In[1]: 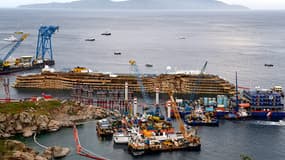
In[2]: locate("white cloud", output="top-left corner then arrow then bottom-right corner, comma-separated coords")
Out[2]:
220,0 -> 285,9
0,0 -> 74,8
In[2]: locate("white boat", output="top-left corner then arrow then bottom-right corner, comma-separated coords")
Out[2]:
42,65 -> 55,73
113,127 -> 139,144
113,131 -> 131,144
3,35 -> 18,42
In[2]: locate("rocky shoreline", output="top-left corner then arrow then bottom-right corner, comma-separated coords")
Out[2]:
0,101 -> 113,138
1,139 -> 71,160
0,100 -> 119,160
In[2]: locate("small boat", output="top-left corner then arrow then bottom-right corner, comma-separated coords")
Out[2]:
71,66 -> 92,73
85,38 -> 95,41
113,128 -> 137,144
101,32 -> 111,36
184,111 -> 219,127
178,36 -> 186,40
113,131 -> 130,144
264,64 -> 274,67
145,64 -> 153,67
96,119 -> 114,137
114,52 -> 121,55
14,31 -> 24,34
3,35 -> 18,42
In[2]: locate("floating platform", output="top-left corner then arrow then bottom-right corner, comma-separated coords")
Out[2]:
185,119 -> 219,127
0,60 -> 54,75
14,72 -> 235,96
96,119 -> 113,137
128,135 -> 201,156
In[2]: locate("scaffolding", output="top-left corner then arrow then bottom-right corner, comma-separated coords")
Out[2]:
1,78 -> 10,102
72,84 -> 93,106
71,83 -> 134,114
94,87 -> 134,115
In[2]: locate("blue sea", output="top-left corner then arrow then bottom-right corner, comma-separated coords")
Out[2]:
1,9 -> 285,160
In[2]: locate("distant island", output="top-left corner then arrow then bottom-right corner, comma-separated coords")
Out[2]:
19,0 -> 248,10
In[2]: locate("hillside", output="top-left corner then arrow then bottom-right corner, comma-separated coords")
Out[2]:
19,0 -> 248,10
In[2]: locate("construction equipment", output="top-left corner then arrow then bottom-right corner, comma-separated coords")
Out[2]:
169,91 -> 200,143
0,33 -> 29,69
0,25 -> 59,75
200,61 -> 208,74
189,61 -> 208,101
129,60 -> 152,107
168,91 -> 186,137
129,60 -> 164,118
35,25 -> 59,62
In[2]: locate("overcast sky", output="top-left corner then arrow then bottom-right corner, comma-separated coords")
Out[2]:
1,0 -> 285,10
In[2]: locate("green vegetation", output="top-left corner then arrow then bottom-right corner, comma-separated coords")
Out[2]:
241,154 -> 253,160
0,100 -> 61,114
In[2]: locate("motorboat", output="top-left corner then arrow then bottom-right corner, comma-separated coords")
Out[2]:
3,35 -> 18,42
264,64 -> 274,67
145,64 -> 153,67
101,32 -> 111,36
114,52 -> 121,55
113,131 -> 131,144
85,38 -> 95,41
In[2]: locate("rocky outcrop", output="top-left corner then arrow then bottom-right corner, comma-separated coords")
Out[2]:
36,115 -> 49,130
47,120 -> 61,132
1,140 -> 70,160
0,113 -> 7,122
50,146 -> 71,158
0,102 -> 111,138
19,112 -> 34,124
12,151 -> 35,160
23,127 -> 34,137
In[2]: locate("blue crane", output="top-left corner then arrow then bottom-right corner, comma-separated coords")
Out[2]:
129,60 -> 152,107
35,26 -> 59,61
0,33 -> 29,68
129,60 -> 164,118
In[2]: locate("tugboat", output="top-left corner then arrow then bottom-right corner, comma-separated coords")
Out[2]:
264,64 -> 274,67
85,38 -> 95,41
96,119 -> 114,137
224,72 -> 251,120
145,64 -> 153,67
184,109 -> 219,127
71,66 -> 91,73
114,52 -> 121,55
101,32 -> 111,36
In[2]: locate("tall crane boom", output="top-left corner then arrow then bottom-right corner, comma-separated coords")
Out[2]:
200,61 -> 208,75
129,60 -> 152,106
190,61 -> 208,101
0,34 -> 29,64
36,26 -> 59,61
168,91 -> 186,137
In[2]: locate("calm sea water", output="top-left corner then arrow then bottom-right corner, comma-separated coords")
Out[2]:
1,9 -> 285,160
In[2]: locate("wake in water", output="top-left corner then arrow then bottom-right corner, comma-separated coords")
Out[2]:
251,120 -> 285,126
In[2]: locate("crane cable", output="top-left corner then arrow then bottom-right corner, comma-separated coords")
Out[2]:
0,43 -> 15,54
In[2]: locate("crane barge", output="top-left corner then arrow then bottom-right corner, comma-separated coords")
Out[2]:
127,91 -> 201,156
0,25 -> 58,75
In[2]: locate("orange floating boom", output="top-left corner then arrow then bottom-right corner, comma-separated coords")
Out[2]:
73,125 -> 107,160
